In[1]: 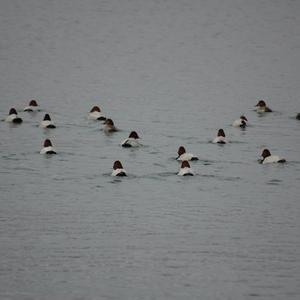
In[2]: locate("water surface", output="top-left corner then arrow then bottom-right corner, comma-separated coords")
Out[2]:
1,0 -> 300,299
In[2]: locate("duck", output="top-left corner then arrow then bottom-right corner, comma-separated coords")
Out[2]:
5,108 -> 23,123
212,129 -> 227,144
103,118 -> 118,132
255,100 -> 272,113
24,100 -> 39,112
88,106 -> 106,121
178,160 -> 194,176
176,146 -> 198,161
111,160 -> 127,176
296,113 -> 300,120
259,149 -> 286,164
232,115 -> 248,128
40,139 -> 57,154
40,114 -> 56,128
121,131 -> 141,147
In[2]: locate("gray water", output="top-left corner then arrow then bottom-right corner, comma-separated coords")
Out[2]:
1,0 -> 300,299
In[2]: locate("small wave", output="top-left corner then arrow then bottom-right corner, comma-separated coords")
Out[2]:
202,174 -> 242,181
1,154 -> 18,160
228,140 -> 248,144
266,179 -> 282,185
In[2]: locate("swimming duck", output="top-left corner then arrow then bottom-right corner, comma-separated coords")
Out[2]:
259,149 -> 286,164
232,115 -> 248,128
212,129 -> 227,144
40,139 -> 57,155
255,100 -> 272,113
111,160 -> 127,176
88,106 -> 106,121
178,160 -> 194,176
176,146 -> 198,161
24,100 -> 39,112
5,108 -> 23,123
121,131 -> 141,147
40,114 -> 56,128
103,118 -> 118,132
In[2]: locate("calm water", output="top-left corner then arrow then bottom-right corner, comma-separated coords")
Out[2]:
1,0 -> 300,299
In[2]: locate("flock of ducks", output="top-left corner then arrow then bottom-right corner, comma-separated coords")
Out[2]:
4,99 -> 298,176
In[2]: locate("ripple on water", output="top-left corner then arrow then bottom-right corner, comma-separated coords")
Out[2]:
266,179 -> 282,185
